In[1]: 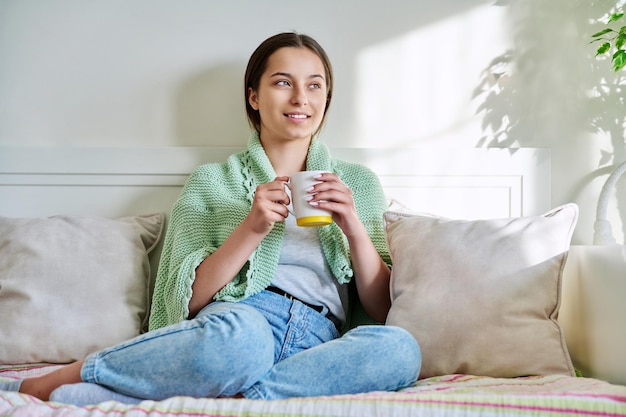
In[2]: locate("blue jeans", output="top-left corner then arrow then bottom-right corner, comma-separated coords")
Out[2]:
77,290 -> 421,401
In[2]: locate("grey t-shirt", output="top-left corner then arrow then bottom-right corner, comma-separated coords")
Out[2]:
271,213 -> 349,325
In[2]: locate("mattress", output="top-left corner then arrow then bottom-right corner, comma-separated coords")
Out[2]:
2,365 -> 626,417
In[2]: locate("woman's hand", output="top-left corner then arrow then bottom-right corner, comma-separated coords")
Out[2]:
246,176 -> 291,235
304,172 -> 361,237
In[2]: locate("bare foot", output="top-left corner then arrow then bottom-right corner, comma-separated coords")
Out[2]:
19,361 -> 84,401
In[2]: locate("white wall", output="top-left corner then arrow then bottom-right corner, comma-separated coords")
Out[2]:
0,0 -> 624,244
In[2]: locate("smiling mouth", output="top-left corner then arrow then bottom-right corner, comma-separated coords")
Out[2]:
286,113 -> 309,119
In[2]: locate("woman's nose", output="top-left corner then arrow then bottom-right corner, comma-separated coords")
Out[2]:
291,85 -> 308,106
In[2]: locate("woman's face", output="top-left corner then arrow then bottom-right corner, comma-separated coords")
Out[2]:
248,47 -> 328,145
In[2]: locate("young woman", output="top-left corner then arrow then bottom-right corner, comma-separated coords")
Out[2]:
10,32 -> 421,405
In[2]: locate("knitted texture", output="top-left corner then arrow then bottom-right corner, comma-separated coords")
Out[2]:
148,134 -> 390,331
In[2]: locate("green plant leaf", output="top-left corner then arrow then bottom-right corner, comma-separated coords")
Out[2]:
597,42 -> 611,55
617,33 -> 626,49
592,28 -> 614,37
608,12 -> 624,23
612,49 -> 626,71
589,37 -> 606,44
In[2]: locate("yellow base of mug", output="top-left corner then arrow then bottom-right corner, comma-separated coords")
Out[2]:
296,215 -> 332,227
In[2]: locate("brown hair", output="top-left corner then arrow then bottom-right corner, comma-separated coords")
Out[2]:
244,32 -> 334,136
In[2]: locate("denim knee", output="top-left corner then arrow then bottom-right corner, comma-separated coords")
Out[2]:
346,325 -> 421,388
383,325 -> 421,384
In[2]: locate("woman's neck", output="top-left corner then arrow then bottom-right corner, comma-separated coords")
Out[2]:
261,137 -> 310,176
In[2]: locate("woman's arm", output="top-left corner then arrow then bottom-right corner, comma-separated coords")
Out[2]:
344,224 -> 391,322
187,176 -> 291,317
188,218 -> 265,317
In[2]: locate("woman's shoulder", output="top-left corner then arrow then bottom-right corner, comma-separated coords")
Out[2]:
334,159 -> 379,182
176,151 -> 250,200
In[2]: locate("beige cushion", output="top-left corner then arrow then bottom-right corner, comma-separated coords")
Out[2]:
0,214 -> 165,364
384,204 -> 578,379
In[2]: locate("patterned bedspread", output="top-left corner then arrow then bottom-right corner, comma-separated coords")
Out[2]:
2,365 -> 626,417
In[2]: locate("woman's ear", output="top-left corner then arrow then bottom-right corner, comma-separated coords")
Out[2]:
248,87 -> 259,111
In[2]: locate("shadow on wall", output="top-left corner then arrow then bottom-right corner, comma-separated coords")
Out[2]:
472,0 -> 626,241
175,62 -> 251,147
473,0 -> 625,160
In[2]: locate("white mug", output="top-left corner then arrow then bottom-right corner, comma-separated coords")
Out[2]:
289,170 -> 333,227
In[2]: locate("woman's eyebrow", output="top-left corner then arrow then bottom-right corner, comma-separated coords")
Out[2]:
270,71 -> 325,81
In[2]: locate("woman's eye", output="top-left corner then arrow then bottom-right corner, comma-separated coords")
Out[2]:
310,83 -> 322,89
276,80 -> 290,87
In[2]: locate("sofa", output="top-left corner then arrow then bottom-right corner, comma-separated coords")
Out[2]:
1,146 -> 624,417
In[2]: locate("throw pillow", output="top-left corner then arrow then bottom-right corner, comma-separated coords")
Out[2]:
384,204 -> 578,379
0,213 -> 165,364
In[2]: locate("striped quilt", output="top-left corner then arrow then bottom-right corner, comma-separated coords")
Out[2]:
2,365 -> 626,417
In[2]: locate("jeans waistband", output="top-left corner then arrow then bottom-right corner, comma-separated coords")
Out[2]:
265,286 -> 342,331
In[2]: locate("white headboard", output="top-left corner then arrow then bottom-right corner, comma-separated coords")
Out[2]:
0,147 -> 550,220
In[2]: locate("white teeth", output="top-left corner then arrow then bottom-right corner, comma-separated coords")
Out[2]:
288,114 -> 307,119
